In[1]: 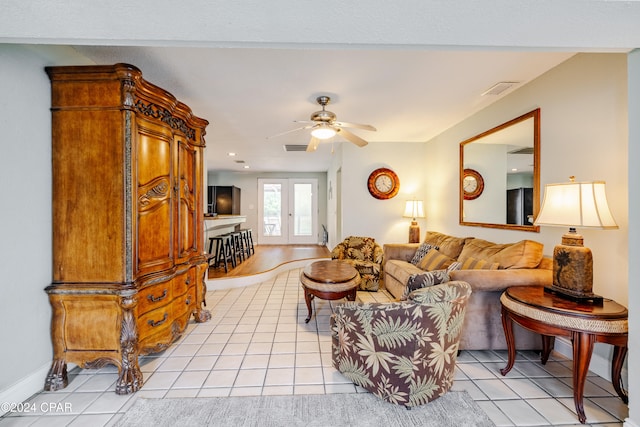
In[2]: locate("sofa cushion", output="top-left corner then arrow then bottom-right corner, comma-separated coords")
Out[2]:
460,256 -> 500,270
417,248 -> 455,271
385,259 -> 424,287
402,269 -> 450,300
457,238 -> 544,269
410,243 -> 433,265
423,231 -> 473,259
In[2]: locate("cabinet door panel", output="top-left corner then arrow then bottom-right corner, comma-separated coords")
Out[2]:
136,120 -> 174,273
176,137 -> 198,261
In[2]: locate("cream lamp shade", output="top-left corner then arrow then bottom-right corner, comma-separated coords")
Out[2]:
310,123 -> 336,140
534,180 -> 618,229
534,177 -> 617,303
403,200 -> 425,220
403,200 -> 425,243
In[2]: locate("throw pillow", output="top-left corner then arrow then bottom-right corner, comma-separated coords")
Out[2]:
402,269 -> 450,300
410,243 -> 432,265
447,261 -> 462,272
416,248 -> 455,271
460,256 -> 500,270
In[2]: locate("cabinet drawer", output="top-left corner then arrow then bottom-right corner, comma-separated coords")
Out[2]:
173,288 -> 196,318
138,306 -> 172,337
138,282 -> 172,315
173,269 -> 194,297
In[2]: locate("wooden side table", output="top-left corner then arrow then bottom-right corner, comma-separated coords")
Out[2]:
300,260 -> 360,323
500,286 -> 628,424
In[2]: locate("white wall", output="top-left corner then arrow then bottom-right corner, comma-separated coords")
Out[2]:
0,46 -> 64,401
425,53 -> 631,405
426,53 -> 628,306
626,48 -> 640,427
338,141 -> 428,245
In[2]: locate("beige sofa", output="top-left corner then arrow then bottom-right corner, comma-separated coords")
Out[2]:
383,231 -> 553,350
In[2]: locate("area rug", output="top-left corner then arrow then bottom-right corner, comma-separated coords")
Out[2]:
115,391 -> 495,427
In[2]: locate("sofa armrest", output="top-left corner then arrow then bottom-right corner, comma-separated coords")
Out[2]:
450,268 -> 552,292
382,243 -> 420,264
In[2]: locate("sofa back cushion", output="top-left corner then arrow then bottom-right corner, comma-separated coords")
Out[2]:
457,238 -> 544,269
416,248 -> 456,271
423,231 -> 474,259
460,256 -> 500,270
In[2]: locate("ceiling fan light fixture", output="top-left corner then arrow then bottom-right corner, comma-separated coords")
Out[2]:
310,124 -> 336,140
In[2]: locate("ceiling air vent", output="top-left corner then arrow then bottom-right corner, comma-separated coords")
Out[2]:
283,145 -> 308,152
234,160 -> 245,164
482,81 -> 519,96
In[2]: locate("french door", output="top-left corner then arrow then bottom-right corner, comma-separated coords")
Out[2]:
258,178 -> 318,244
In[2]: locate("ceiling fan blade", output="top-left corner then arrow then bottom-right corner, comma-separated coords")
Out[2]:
334,121 -> 377,132
267,125 -> 312,139
307,136 -> 321,152
336,128 -> 368,147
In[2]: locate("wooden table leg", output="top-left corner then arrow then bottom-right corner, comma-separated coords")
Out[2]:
500,306 -> 516,376
303,287 -> 314,323
611,345 -> 628,403
540,335 -> 555,364
346,288 -> 357,301
572,331 -> 596,424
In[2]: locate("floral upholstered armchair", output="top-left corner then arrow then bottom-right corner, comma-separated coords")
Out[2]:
331,280 -> 472,408
331,236 -> 383,291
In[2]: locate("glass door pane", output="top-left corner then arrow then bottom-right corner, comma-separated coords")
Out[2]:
289,179 -> 317,244
263,183 -> 282,237
293,183 -> 312,236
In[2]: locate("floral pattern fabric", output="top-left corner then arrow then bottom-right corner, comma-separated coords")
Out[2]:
331,236 -> 383,291
331,281 -> 472,408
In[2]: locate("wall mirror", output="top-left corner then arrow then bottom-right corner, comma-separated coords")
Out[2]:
459,108 -> 540,232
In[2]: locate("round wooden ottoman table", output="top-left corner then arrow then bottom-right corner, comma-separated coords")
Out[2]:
300,260 -> 360,323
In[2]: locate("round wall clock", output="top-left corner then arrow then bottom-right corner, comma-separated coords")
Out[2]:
462,168 -> 484,200
367,168 -> 400,200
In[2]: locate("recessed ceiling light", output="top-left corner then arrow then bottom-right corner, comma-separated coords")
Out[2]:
227,152 -> 237,156
243,165 -> 250,169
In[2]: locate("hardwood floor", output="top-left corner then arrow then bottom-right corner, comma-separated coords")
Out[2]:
207,244 -> 331,279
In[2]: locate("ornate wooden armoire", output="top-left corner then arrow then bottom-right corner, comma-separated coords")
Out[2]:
44,63 -> 211,394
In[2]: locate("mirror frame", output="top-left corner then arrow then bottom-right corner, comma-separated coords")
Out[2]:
459,108 -> 540,232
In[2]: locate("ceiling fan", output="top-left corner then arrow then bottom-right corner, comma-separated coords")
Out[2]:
269,95 -> 376,152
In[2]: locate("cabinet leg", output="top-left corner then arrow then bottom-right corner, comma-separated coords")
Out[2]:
194,308 -> 212,323
115,363 -> 143,395
44,359 -> 68,391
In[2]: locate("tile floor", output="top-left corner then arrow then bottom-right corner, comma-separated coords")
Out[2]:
0,268 -> 628,426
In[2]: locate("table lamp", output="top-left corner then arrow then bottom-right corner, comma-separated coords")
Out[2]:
403,200 -> 425,243
534,177 -> 618,303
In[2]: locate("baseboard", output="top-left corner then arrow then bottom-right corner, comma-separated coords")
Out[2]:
552,337 -> 628,383
0,362 -> 50,416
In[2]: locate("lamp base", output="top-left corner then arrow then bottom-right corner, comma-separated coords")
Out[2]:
408,221 -> 420,243
544,285 -> 603,305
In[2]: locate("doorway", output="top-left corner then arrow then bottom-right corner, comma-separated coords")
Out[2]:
258,178 -> 318,244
